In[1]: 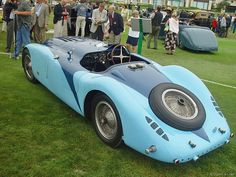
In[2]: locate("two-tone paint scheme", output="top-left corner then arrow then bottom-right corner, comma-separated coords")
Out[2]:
22,37 -> 232,163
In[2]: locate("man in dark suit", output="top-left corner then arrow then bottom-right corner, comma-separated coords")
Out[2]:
108,5 -> 123,45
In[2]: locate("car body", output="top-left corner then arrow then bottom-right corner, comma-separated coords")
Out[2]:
22,37 -> 232,163
159,24 -> 218,52
179,24 -> 218,51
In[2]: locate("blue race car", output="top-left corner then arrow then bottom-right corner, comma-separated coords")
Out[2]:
22,37 -> 233,164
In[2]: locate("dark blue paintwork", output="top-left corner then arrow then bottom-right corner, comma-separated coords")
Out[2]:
106,63 -> 170,97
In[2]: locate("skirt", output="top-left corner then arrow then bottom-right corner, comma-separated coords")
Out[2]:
126,35 -> 139,46
164,31 -> 177,52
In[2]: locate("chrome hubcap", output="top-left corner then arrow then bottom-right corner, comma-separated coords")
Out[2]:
162,89 -> 198,120
24,55 -> 33,79
95,101 -> 118,139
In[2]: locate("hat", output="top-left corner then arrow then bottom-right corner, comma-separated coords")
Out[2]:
166,7 -> 172,11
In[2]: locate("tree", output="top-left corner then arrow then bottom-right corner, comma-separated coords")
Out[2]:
216,0 -> 230,11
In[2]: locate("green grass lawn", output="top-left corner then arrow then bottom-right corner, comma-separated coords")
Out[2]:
0,24 -> 236,177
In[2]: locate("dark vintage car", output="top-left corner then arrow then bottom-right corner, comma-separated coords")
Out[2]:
158,23 -> 218,52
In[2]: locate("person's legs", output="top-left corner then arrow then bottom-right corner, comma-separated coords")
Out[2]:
75,16 -> 81,36
41,27 -> 46,43
114,34 -> 121,45
97,26 -> 104,41
14,27 -> 23,58
6,20 -> 14,52
108,31 -> 115,44
225,27 -> 229,37
62,20 -> 68,36
22,25 -> 31,46
126,43 -> 132,51
81,17 -> 86,37
132,45 -> 137,53
171,33 -> 177,54
154,27 -> 160,49
54,20 -> 62,37
34,21 -> 41,43
91,32 -> 97,39
147,33 -> 153,48
164,32 -> 171,54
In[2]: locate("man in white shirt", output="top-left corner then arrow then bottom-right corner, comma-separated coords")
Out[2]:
90,3 -> 107,41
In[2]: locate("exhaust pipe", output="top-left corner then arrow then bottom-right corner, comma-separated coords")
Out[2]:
145,145 -> 157,154
193,155 -> 199,161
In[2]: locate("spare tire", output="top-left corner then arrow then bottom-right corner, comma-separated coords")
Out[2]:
149,83 -> 206,131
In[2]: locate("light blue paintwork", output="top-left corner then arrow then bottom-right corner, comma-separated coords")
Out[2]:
24,37 -> 231,163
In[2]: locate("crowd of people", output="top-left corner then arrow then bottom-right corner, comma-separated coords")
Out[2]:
1,0 -> 235,59
211,13 -> 236,38
178,10 -> 236,38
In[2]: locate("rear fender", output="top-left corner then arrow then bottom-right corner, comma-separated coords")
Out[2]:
74,73 -> 155,144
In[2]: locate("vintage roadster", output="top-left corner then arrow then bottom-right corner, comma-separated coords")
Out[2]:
22,37 -> 232,163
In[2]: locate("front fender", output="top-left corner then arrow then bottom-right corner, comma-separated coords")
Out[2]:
25,44 -> 54,84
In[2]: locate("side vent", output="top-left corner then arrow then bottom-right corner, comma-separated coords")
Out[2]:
145,116 -> 169,141
211,96 -> 224,118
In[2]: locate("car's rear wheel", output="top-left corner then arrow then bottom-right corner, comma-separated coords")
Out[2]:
22,49 -> 38,83
149,83 -> 206,131
91,93 -> 123,148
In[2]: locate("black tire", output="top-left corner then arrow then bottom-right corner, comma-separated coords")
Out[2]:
91,93 -> 123,148
149,83 -> 206,131
22,48 -> 38,83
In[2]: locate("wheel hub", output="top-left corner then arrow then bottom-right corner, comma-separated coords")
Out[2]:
162,89 -> 198,120
95,101 -> 118,140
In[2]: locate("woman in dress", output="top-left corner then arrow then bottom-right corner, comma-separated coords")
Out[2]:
164,11 -> 179,55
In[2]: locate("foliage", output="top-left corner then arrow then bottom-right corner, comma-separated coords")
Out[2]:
216,0 -> 230,12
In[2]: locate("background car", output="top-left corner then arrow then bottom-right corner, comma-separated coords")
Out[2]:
159,23 -> 218,52
21,37 -> 232,163
178,24 -> 218,52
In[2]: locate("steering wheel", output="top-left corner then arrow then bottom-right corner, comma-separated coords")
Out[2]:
111,45 -> 131,64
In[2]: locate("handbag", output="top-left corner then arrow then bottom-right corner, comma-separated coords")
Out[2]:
164,23 -> 169,32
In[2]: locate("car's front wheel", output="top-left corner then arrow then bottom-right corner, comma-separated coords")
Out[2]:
91,93 -> 123,148
22,48 -> 38,83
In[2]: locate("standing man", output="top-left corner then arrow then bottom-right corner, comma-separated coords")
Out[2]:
13,0 -> 32,59
3,0 -> 17,53
53,0 -> 68,37
33,0 -> 49,43
90,3 -> 107,41
108,5 -> 123,45
147,6 -> 163,49
219,14 -> 226,37
75,0 -> 87,37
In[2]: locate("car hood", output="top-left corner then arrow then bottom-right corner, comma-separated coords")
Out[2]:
105,63 -> 171,98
